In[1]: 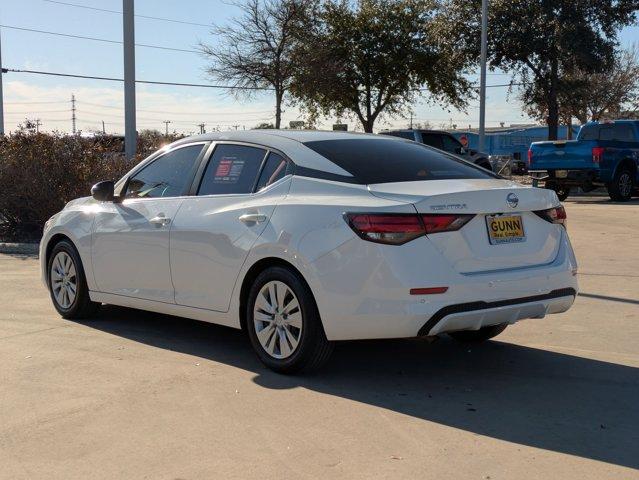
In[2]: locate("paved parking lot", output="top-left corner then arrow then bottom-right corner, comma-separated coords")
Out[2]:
1,197 -> 638,480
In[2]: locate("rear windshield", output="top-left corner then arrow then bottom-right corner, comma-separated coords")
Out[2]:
302,138 -> 495,184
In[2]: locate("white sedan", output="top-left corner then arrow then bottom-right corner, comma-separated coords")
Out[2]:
41,130 -> 578,373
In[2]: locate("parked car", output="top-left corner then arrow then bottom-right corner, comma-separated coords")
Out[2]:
41,130 -> 578,373
380,129 -> 493,171
528,120 -> 639,201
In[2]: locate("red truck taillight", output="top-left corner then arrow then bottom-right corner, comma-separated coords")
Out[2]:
592,146 -> 605,163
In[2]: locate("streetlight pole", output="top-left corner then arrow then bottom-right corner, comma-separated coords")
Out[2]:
0,26 -> 4,135
478,0 -> 488,152
123,0 -> 136,158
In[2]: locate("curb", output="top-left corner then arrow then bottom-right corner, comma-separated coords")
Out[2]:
0,243 -> 40,255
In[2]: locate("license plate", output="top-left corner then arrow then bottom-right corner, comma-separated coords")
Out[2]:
486,215 -> 526,245
555,170 -> 568,178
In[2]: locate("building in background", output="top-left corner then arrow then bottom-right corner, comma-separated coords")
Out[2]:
449,125 -> 581,162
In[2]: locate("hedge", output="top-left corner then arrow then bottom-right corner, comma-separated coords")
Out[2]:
0,130 -> 182,242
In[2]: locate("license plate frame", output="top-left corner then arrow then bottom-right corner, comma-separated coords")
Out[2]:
486,214 -> 526,245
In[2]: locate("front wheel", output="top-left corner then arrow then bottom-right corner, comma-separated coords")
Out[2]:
246,266 -> 333,374
47,240 -> 99,319
607,168 -> 635,202
448,323 -> 508,343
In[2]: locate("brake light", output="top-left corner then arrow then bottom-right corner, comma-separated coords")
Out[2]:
534,206 -> 567,226
592,146 -> 604,163
527,148 -> 533,167
345,213 -> 474,245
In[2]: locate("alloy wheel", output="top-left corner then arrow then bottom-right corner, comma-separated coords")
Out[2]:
619,172 -> 632,197
50,251 -> 77,309
253,280 -> 303,359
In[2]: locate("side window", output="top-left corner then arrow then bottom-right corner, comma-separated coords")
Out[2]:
125,144 -> 203,199
255,152 -> 289,191
613,124 -> 635,141
599,127 -> 614,141
198,144 -> 267,195
579,125 -> 599,140
381,131 -> 416,141
420,133 -> 444,150
441,134 -> 463,153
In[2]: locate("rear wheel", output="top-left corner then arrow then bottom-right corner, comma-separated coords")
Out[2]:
545,182 -> 570,201
47,240 -> 99,319
607,167 -> 635,202
246,266 -> 333,374
448,323 -> 508,343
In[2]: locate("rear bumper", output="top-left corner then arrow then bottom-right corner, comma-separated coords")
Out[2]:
418,288 -> 576,336
530,169 -> 601,188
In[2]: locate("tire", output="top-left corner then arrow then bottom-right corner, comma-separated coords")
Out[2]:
607,167 -> 635,202
545,182 -> 570,201
245,266 -> 333,374
448,323 -> 508,343
47,239 -> 100,319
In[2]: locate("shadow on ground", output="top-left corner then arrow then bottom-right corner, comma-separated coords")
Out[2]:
85,305 -> 638,470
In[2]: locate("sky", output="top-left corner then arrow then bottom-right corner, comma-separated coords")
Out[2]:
1,0 -> 638,134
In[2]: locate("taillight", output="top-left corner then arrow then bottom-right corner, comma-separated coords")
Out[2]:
345,213 -> 474,245
421,214 -> 474,233
534,206 -> 567,226
527,148 -> 533,168
592,146 -> 604,163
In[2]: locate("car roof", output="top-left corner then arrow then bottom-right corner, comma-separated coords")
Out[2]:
168,129 -> 405,176
382,129 -> 451,134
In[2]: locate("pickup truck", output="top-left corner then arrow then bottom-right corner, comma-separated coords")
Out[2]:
528,120 -> 639,201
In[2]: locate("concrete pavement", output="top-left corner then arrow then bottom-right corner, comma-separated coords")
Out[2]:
1,197 -> 638,479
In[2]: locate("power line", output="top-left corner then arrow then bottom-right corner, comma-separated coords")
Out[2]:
4,100 -> 68,105
43,0 -> 212,28
0,25 -> 199,54
4,68 -> 518,91
3,68 -> 276,91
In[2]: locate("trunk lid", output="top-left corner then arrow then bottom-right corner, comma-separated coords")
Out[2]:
368,179 -> 563,274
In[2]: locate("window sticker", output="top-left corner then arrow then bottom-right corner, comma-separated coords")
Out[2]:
213,157 -> 245,183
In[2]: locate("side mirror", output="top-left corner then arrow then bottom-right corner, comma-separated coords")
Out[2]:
91,181 -> 115,202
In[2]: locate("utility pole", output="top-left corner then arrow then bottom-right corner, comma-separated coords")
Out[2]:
478,0 -> 488,152
409,112 -> 413,129
163,120 -> 171,136
198,123 -> 205,134
35,118 -> 42,133
123,0 -> 136,158
102,120 -> 105,134
71,94 -> 76,134
0,26 -> 4,135
233,124 -> 240,130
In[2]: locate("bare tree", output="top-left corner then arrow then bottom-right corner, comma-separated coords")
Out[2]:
198,0 -> 311,129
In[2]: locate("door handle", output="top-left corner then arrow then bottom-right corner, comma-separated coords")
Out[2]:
149,215 -> 171,226
239,213 -> 267,224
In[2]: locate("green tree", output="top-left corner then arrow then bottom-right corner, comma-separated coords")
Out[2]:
437,0 -> 638,140
289,0 -> 471,133
519,45 -> 639,136
198,0 -> 313,129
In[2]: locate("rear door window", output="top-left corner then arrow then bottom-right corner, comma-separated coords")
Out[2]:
420,133 -> 444,149
441,134 -> 463,153
612,124 -> 635,141
302,138 -> 495,185
255,152 -> 290,191
198,144 -> 267,195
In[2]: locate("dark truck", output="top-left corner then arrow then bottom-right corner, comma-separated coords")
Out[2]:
528,120 -> 639,201
380,129 -> 492,171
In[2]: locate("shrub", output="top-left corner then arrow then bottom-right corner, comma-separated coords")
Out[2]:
0,129 -> 181,242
